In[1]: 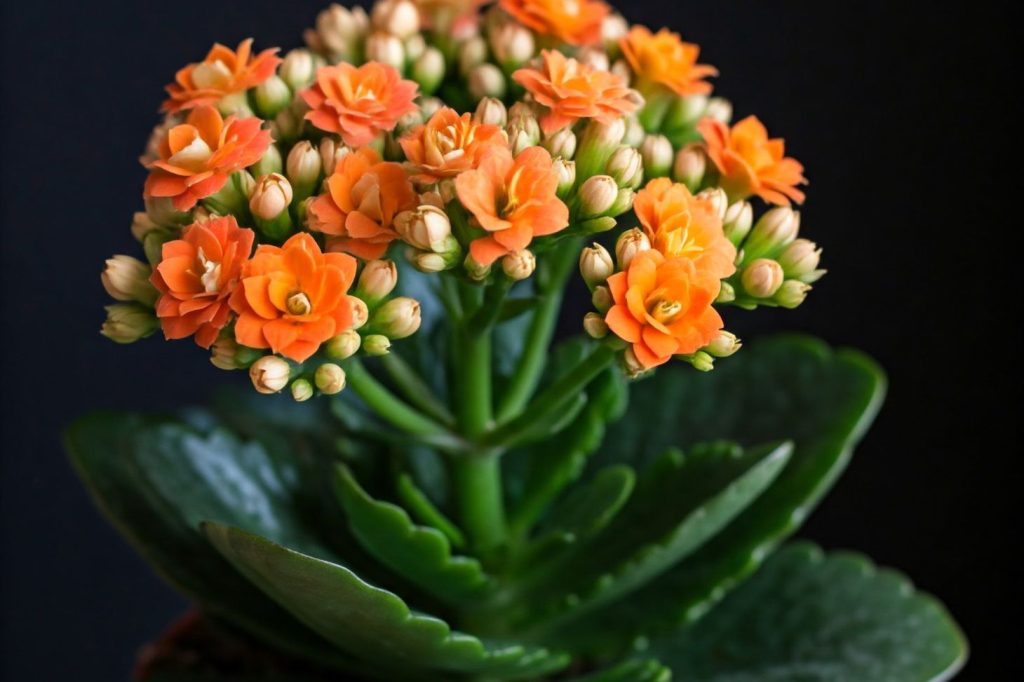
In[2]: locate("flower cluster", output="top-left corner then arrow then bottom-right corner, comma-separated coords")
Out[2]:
101,0 -> 819,396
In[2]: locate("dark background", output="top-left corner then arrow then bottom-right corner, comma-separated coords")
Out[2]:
1,1 -> 1020,679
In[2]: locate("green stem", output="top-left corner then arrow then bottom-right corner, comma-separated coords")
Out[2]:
344,358 -> 451,438
450,454 -> 506,553
380,353 -> 455,427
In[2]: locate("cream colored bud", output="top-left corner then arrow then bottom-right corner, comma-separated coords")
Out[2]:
459,36 -> 489,75
372,0 -> 420,38
706,331 -> 741,358
723,200 -> 754,245
493,22 -> 535,66
250,142 -> 282,177
579,175 -> 619,218
249,173 -> 294,220
326,330 -> 362,360
704,97 -> 734,124
405,34 -> 427,61
358,259 -> 399,301
395,205 -> 453,252
543,127 -> 577,159
553,159 -> 577,196
621,347 -> 648,379
291,378 -> 314,402
502,249 -> 536,281
670,95 -> 709,129
745,207 -> 800,260
716,280 -> 736,304
775,280 -> 812,309
286,141 -> 322,191
310,4 -> 369,58
592,285 -> 613,312
673,145 -> 707,191
366,32 -> 405,70
373,297 -> 422,339
579,243 -> 615,288
641,134 -> 674,179
469,64 -> 506,100
602,14 -> 629,44
100,304 -> 158,344
211,337 -> 242,370
577,47 -> 610,72
742,258 -> 785,298
419,96 -> 444,118
253,75 -> 292,118
510,128 -> 536,157
778,239 -> 822,278
144,196 -> 190,227
474,97 -> 508,127
464,253 -> 492,281
622,114 -> 645,147
610,58 -> 632,85
615,228 -> 651,269
411,249 -> 460,272
608,187 -> 635,217
319,138 -> 351,176
689,351 -> 715,372
315,363 -> 347,395
249,356 -> 291,394
280,49 -> 317,90
350,297 -> 370,329
696,187 -> 729,221
583,312 -> 609,339
412,47 -> 446,94
102,255 -> 157,305
606,146 -> 644,189
363,334 -> 392,356
587,118 -> 626,148
130,213 -> 160,243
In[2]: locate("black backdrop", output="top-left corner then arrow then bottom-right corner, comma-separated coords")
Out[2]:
1,1 -> 1020,679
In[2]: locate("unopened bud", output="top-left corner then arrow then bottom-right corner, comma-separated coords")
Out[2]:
253,75 -> 292,119
100,304 -> 157,344
622,114 -> 645,147
250,173 -> 294,220
579,175 -> 618,217
553,159 -> 577,197
493,23 -> 535,67
372,297 -> 421,338
395,205 -> 453,252
577,47 -> 610,72
280,49 -> 318,91
350,297 -> 370,329
251,143 -> 283,177
357,259 -> 399,301
742,258 -> 785,298
706,331 -> 741,358
419,96 -> 444,119
102,255 -> 157,305
615,228 -> 651,269
320,138 -> 351,176
291,378 -> 314,402
775,280 -> 811,309
579,243 -> 614,288
722,200 -> 754,245
576,118 -> 626,179
602,14 -> 629,45
696,187 -> 728,221
464,252 -> 492,281
688,350 -> 715,372
326,330 -> 362,360
309,4 -> 369,60
363,334 -> 392,356
459,36 -> 488,75
286,141 -> 322,198
673,145 -> 706,191
502,249 -> 536,281
405,33 -> 427,61
272,106 -> 302,142
130,212 -> 160,242
543,127 -> 577,159
716,280 -> 736,304
606,146 -> 644,189
469,64 -> 506,101
249,355 -> 291,394
641,134 -> 673,179
777,239 -> 822,279
315,363 -> 347,395
474,97 -> 508,127
745,207 -> 800,261
372,0 -> 420,38
704,97 -> 733,124
583,312 -> 608,339
592,285 -> 613,312
608,188 -> 635,217
621,347 -> 648,379
667,94 -> 709,130
145,196 -> 191,227
366,32 -> 405,70
210,336 -> 260,370
412,47 -> 446,95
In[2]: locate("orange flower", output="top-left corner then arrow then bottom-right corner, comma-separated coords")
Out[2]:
499,0 -> 608,46
307,148 -> 418,260
400,107 -> 507,184
162,39 -> 281,113
605,249 -> 724,369
512,50 -> 639,135
456,146 -> 569,266
143,106 -> 272,211
620,26 -> 717,97
698,116 -> 807,206
633,178 -> 736,280
151,216 -> 255,348
229,233 -> 358,362
301,62 -> 419,147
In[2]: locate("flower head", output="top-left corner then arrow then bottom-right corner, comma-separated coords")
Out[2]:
456,146 -> 569,266
400,107 -> 507,184
620,26 -> 717,97
513,50 -> 639,135
151,216 -> 255,348
605,249 -> 724,369
163,39 -> 282,113
143,106 -> 273,211
229,233 -> 359,362
633,178 -> 736,280
698,115 -> 807,206
301,62 -> 419,147
499,0 -> 609,46
308,147 -> 418,260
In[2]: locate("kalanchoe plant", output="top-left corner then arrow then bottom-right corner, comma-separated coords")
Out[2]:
74,1 -> 967,680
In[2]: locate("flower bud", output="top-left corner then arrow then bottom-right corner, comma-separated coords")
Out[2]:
742,258 -> 785,298
326,330 -> 362,360
777,239 -> 823,280
419,96 -> 444,119
366,32 -> 405,70
602,14 -> 629,46
673,145 -> 706,191
576,118 -> 626,179
372,0 -> 420,39
463,252 -> 492,281
319,138 -> 351,176
640,134 -> 673,179
704,97 -> 733,124
688,350 -> 715,372
144,196 -> 191,227
468,64 -> 506,101
307,4 -> 369,60
251,143 -> 283,177
363,334 -> 392,356
577,47 -> 610,72
286,141 -> 322,198
102,255 -> 158,305
356,260 -> 398,302
543,127 -> 577,159
606,146 -> 644,189
621,347 -> 648,379
622,114 -> 645,147
579,175 -> 619,218
459,36 -> 488,75
716,280 -> 736,304
775,280 -> 811,309
210,337 -> 261,370
705,331 -> 741,358
553,158 -> 577,197
395,205 -> 453,252
615,228 -> 651,269
695,187 -> 728,221
592,285 -> 613,312
217,91 -> 253,118
272,106 -> 302,142
372,297 -> 422,338
253,75 -> 292,119
502,249 -> 536,281
315,363 -> 347,395
100,304 -> 158,344
474,97 -> 508,127
666,94 -> 709,130
744,207 -> 800,261
583,312 -> 609,339
405,33 -> 427,61
130,214 -> 159,243
350,296 -> 370,329
280,49 -> 317,91
412,47 -> 446,95
249,355 -> 291,394
493,22 -> 535,67
291,378 -> 314,402
608,187 -> 635,217
249,173 -> 294,221
722,200 -> 753,245
579,243 -> 614,288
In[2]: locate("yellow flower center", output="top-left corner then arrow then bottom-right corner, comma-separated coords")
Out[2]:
287,292 -> 313,316
647,292 -> 683,325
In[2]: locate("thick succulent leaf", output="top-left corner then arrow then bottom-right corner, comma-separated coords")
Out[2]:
653,543 -> 967,682
570,658 -> 672,682
562,336 -> 886,649
334,465 -> 495,604
202,523 -> 571,680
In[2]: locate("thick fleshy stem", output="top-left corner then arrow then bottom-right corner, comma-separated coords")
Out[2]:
343,358 -> 452,439
380,352 -> 455,427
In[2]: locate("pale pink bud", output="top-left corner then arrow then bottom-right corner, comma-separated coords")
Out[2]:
358,260 -> 399,301
249,356 -> 291,394
502,250 -> 536,281
673,145 -> 707,191
742,258 -> 785,298
579,243 -> 614,288
615,228 -> 651,269
366,32 -> 405,70
474,97 -> 508,127
249,173 -> 294,220
372,0 -> 420,38
579,175 -> 619,217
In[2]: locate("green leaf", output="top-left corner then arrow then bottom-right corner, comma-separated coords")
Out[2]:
202,522 -> 571,680
396,473 -> 467,549
652,543 -> 967,682
334,465 -> 495,604
570,658 -> 672,682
